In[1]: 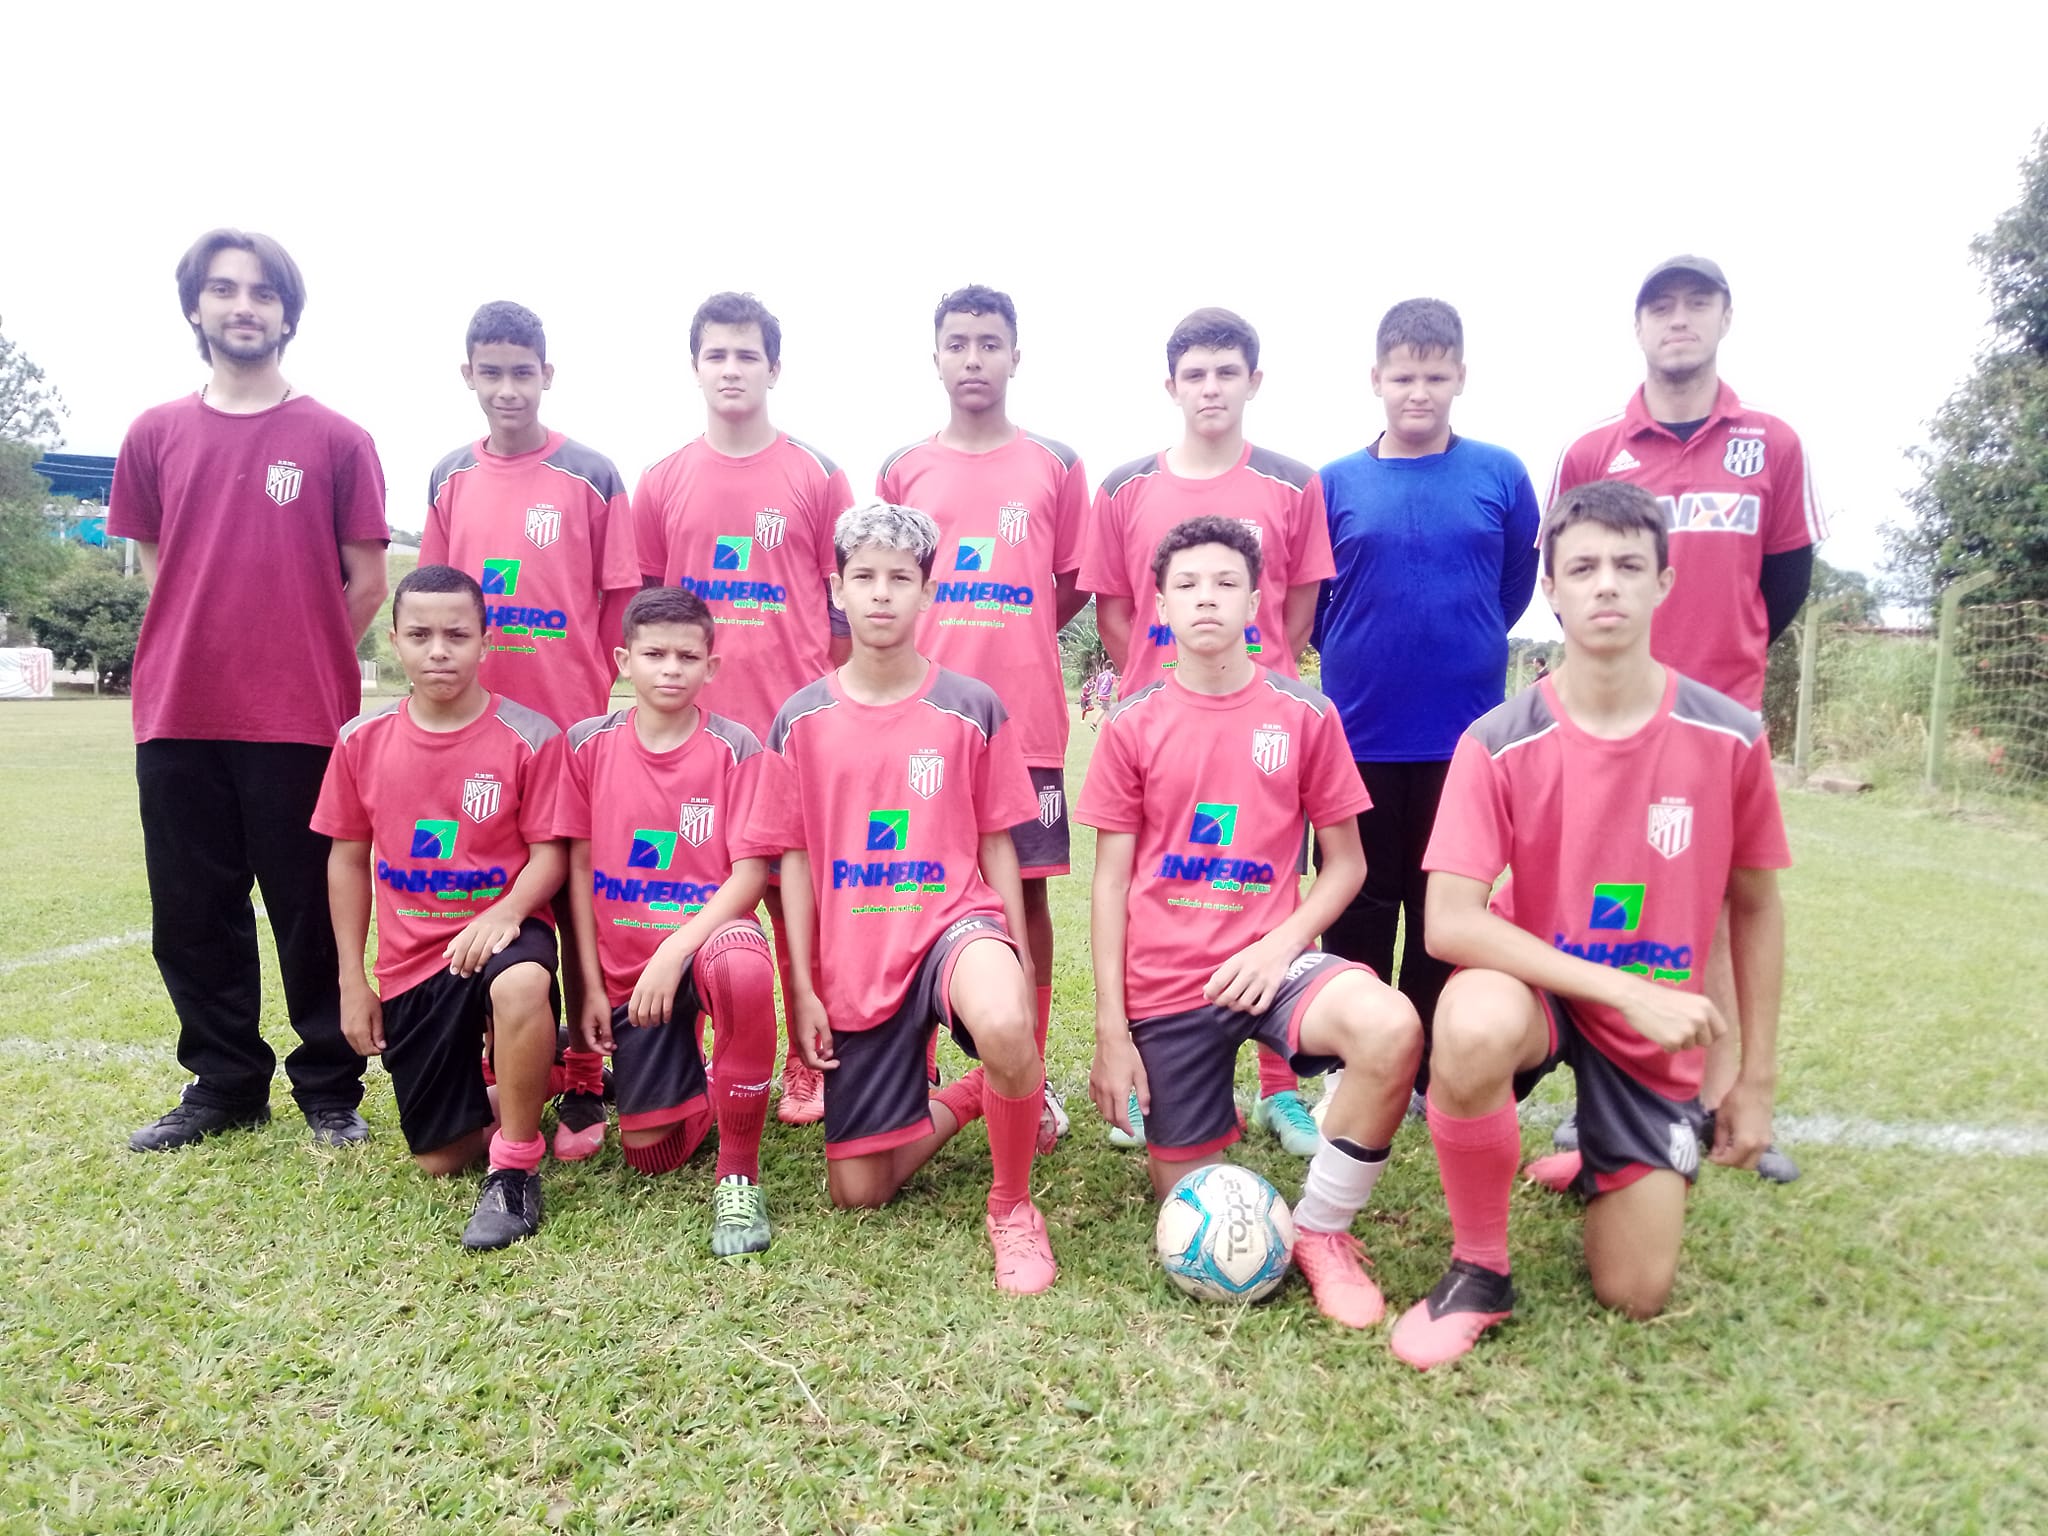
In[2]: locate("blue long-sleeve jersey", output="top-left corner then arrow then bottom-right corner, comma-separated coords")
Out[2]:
1312,436 -> 1541,762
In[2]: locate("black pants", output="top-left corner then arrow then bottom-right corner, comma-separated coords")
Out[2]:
1319,759 -> 1454,1094
136,739 -> 363,1114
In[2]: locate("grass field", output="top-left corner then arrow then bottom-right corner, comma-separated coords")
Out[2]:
1,699 -> 2043,1533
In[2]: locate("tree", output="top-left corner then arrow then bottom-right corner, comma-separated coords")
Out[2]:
0,440 -> 76,634
1887,127 -> 2048,609
30,558 -> 147,693
0,324 -> 69,448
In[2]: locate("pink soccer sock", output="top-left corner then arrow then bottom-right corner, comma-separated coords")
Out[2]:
983,1076 -> 1044,1213
933,1066 -> 987,1129
561,1046 -> 605,1097
1426,1091 -> 1522,1274
488,1129 -> 545,1174
1035,984 -> 1053,1056
621,1109 -> 711,1175
1256,1044 -> 1299,1100
700,925 -> 776,1182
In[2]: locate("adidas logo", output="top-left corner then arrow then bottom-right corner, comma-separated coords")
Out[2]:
1607,449 -> 1641,473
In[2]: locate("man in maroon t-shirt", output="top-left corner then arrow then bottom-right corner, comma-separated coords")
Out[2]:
110,228 -> 390,1152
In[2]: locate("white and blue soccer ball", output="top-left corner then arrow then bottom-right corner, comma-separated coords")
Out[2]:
1154,1163 -> 1296,1303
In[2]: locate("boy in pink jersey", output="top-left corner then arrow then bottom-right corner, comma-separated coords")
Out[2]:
422,300 -> 641,1160
1079,515 -> 1421,1329
877,284 -> 1091,1151
315,566 -> 569,1250
1390,482 -> 1789,1370
555,587 -> 780,1256
1077,306 -> 1335,1152
633,292 -> 856,1127
749,503 -> 1056,1295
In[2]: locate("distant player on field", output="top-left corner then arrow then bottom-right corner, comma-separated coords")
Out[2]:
1390,482 -> 1789,1369
876,284 -> 1090,1152
421,300 -> 641,1160
750,503 -> 1056,1295
1077,307 -> 1337,1153
1080,515 -> 1421,1327
632,292 -> 856,1128
554,587 -> 780,1255
316,565 -> 568,1250
112,227 -> 389,1154
1548,256 -> 1821,1184
1313,298 -> 1540,1100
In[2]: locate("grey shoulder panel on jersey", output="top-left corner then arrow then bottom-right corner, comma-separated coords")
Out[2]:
1260,671 -> 1331,718
567,709 -> 630,752
878,440 -> 927,481
703,712 -> 765,763
1100,453 -> 1162,498
1672,676 -> 1765,747
1468,686 -> 1557,757
1104,679 -> 1166,724
547,439 -> 630,501
1245,446 -> 1315,491
768,678 -> 837,751
924,668 -> 1009,738
428,443 -> 480,498
786,436 -> 843,478
1022,431 -> 1080,471
338,698 -> 404,744
495,697 -> 562,751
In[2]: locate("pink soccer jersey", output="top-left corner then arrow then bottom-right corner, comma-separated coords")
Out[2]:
553,707 -> 776,1006
421,431 -> 640,730
1078,444 -> 1335,698
749,665 -> 1038,1033
1551,382 -> 1824,710
312,695 -> 563,998
1422,670 -> 1792,1101
876,430 -> 1087,768
631,434 -> 854,739
1076,671 -> 1369,1020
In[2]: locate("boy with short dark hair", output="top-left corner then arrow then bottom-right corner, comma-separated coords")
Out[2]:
749,502 -> 1056,1295
315,564 -> 568,1250
555,586 -> 780,1255
1078,307 -> 1337,1152
421,300 -> 642,1159
633,291 -> 856,1126
1080,515 -> 1422,1328
1312,298 -> 1541,1103
1391,481 -> 1789,1369
877,284 -> 1091,1149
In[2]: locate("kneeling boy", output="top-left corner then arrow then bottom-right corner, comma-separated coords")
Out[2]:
1392,481 -> 1789,1369
1079,516 -> 1422,1327
555,586 -> 780,1255
317,565 -> 568,1249
750,502 -> 1055,1295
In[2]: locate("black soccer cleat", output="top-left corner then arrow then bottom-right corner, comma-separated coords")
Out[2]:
129,1101 -> 271,1152
304,1107 -> 371,1147
1390,1259 -> 1518,1370
462,1167 -> 543,1250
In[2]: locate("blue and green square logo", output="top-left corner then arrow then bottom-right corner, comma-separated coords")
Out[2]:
867,809 -> 909,851
1589,883 -> 1645,931
411,819 -> 458,859
481,558 -> 520,595
955,537 -> 995,572
714,535 -> 753,571
1188,802 -> 1237,846
630,829 -> 676,870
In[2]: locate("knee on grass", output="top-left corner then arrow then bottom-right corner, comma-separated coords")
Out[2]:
413,1127 -> 489,1177
1590,1257 -> 1679,1320
827,1161 -> 901,1211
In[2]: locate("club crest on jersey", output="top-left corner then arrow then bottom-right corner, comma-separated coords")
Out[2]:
1252,728 -> 1290,775
755,508 -> 786,551
1723,437 -> 1766,478
462,776 -> 502,823
1238,519 -> 1264,547
677,800 -> 715,849
524,504 -> 562,549
999,502 -> 1031,546
265,460 -> 303,506
908,753 -> 945,800
1647,799 -> 1693,859
1037,784 -> 1063,828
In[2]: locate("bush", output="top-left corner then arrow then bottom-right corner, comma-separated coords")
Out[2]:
30,559 -> 147,692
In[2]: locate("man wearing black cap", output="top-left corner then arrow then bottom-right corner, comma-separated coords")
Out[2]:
1543,256 -> 1823,1185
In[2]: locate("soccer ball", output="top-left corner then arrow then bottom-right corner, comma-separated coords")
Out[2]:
1154,1163 -> 1296,1303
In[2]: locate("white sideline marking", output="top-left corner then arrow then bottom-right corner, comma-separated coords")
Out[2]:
1517,1100 -> 2048,1157
0,907 -> 268,976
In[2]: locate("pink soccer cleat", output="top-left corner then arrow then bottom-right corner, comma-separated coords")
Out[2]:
986,1200 -> 1058,1295
1391,1260 -> 1516,1370
1291,1229 -> 1385,1328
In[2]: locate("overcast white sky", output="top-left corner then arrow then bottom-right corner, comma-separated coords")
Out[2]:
7,3 -> 2044,634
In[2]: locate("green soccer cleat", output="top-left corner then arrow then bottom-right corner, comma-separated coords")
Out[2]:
1252,1089 -> 1325,1157
1106,1088 -> 1146,1149
710,1173 -> 772,1257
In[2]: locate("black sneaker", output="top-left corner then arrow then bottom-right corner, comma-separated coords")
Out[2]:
1552,1108 -> 1580,1150
129,1101 -> 270,1152
1697,1111 -> 1801,1184
304,1107 -> 371,1146
462,1167 -> 543,1250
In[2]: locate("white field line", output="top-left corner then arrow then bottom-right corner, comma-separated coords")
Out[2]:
0,908 -> 268,977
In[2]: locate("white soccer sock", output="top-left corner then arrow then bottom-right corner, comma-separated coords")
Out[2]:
1293,1138 -> 1389,1234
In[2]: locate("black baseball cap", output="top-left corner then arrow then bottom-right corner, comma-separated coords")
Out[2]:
1635,255 -> 1730,310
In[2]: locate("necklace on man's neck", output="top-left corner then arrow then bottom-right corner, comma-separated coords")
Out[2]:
201,383 -> 292,405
